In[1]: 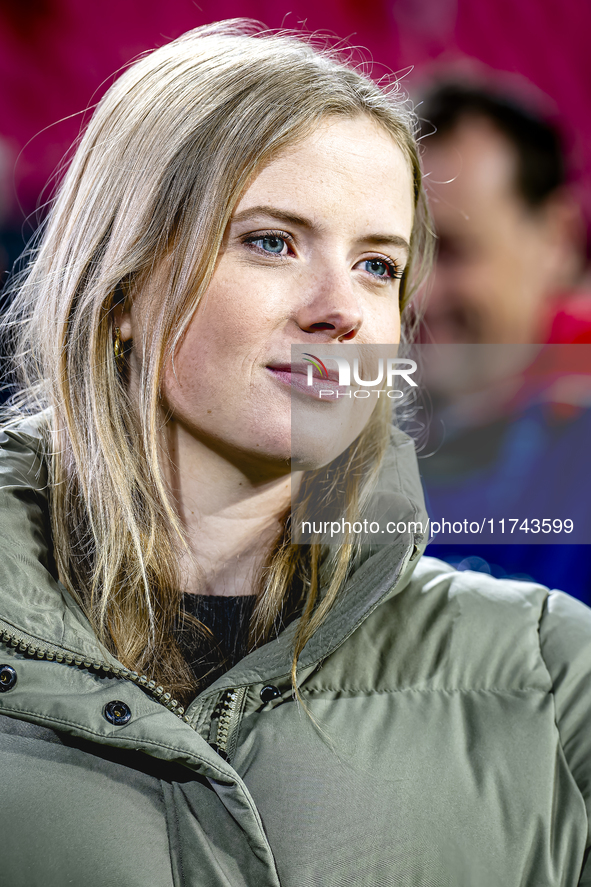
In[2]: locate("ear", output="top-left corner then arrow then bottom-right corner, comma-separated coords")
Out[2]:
538,189 -> 585,291
112,299 -> 133,342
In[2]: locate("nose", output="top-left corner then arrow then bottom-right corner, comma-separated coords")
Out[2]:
295,270 -> 363,341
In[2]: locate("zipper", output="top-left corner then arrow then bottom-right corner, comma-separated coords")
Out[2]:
0,623 -> 247,762
208,687 -> 247,761
0,625 -> 189,720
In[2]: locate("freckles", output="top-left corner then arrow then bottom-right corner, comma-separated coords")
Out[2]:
202,282 -> 270,336
367,306 -> 400,343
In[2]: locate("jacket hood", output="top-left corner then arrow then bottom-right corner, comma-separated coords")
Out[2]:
0,412 -> 429,690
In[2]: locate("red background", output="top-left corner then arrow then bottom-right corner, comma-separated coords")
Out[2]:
0,0 -> 589,233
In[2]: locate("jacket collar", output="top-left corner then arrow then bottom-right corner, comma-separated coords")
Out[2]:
0,413 -> 122,666
207,426 -> 428,694
0,413 -> 428,687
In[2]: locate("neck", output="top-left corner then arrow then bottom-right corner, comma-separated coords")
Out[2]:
163,422 -> 299,597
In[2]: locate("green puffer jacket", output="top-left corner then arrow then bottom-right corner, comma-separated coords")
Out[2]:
0,415 -> 590,887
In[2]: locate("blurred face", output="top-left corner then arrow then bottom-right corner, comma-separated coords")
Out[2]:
422,116 -> 567,344
126,116 -> 414,475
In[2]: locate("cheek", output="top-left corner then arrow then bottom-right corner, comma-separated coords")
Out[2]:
158,291 -> 271,417
189,264 -> 284,358
158,314 -> 229,418
165,294 -> 253,386
367,303 -> 401,344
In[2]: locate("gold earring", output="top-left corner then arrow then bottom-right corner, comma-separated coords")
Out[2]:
113,327 -> 124,373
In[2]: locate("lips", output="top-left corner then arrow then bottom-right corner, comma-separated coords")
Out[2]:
268,361 -> 341,384
266,362 -> 344,399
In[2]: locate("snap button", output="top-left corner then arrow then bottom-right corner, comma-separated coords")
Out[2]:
260,684 -> 281,704
103,700 -> 132,726
0,664 -> 17,692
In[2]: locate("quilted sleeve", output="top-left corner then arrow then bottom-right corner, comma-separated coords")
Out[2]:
539,590 -> 591,884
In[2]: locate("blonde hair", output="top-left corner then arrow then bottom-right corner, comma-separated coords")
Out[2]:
4,20 -> 433,705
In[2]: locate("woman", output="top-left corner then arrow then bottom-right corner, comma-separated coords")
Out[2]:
0,20 -> 589,887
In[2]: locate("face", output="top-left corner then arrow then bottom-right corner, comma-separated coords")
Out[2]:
422,116 -> 568,344
124,116 -> 414,475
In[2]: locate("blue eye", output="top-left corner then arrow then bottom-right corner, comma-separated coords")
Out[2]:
255,235 -> 287,254
364,258 -> 396,278
243,231 -> 293,259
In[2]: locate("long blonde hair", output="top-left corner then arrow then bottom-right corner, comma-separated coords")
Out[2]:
4,20 -> 433,704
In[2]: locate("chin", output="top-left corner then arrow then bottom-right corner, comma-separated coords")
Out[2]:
290,430 -> 361,472
239,427 -> 294,472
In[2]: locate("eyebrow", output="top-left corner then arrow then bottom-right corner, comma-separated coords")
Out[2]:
232,205 -> 314,230
231,204 -> 411,255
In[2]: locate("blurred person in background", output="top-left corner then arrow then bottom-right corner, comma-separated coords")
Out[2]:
418,80 -> 587,345
417,80 -> 591,602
